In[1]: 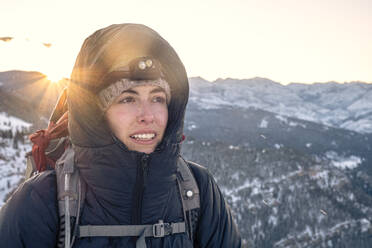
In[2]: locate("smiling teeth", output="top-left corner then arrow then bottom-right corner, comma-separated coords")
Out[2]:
132,133 -> 155,140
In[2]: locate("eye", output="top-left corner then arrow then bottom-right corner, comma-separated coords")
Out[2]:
118,96 -> 135,104
152,96 -> 166,104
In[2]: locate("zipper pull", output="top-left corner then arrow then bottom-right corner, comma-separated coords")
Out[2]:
141,154 -> 150,185
141,154 -> 149,164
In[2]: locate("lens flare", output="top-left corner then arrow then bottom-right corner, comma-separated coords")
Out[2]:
45,70 -> 66,84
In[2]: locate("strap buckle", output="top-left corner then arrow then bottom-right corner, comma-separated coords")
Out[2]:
153,220 -> 165,238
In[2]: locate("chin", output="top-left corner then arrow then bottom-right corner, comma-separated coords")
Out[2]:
127,144 -> 156,154
135,147 -> 155,154
121,136 -> 162,154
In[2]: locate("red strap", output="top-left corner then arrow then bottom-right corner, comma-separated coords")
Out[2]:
29,112 -> 69,172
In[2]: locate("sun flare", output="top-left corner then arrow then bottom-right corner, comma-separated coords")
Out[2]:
45,70 -> 66,84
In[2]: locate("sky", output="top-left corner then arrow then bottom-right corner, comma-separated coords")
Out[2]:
0,0 -> 371,84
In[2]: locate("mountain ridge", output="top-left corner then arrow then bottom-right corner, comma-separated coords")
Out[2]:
188,77 -> 372,134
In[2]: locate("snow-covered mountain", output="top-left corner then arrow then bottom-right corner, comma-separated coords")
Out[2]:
183,78 -> 372,245
189,77 -> 372,134
181,102 -> 372,246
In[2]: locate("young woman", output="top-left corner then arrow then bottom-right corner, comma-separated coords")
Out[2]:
0,23 -> 241,247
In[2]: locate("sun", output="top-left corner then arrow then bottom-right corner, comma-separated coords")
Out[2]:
45,70 -> 67,84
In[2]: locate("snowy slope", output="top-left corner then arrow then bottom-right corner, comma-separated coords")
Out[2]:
182,140 -> 372,247
0,112 -> 32,134
189,77 -> 372,133
0,112 -> 32,206
0,138 -> 30,206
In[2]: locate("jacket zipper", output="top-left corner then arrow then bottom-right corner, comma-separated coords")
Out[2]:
133,154 -> 149,224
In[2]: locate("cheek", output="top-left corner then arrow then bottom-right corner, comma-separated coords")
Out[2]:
105,107 -> 134,133
154,106 -> 168,129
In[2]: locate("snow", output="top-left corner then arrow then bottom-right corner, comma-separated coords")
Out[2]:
329,220 -> 351,232
0,112 -> 32,134
231,172 -> 240,181
223,177 -> 261,198
0,137 -> 30,207
275,115 -> 288,124
325,151 -> 362,170
268,215 -> 278,226
259,119 -> 268,128
302,226 -> 313,237
341,119 -> 372,134
347,89 -> 372,111
348,193 -> 355,201
274,144 -> 282,149
274,218 -> 370,248
332,157 -> 361,170
289,121 -> 306,128
187,124 -> 197,131
310,170 -> 331,189
228,145 -> 240,150
360,218 -> 371,232
0,113 -> 33,206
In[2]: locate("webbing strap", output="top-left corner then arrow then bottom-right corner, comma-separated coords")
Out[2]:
177,158 -> 200,212
78,221 -> 185,238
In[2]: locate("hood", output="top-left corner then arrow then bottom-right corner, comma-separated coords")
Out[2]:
67,23 -> 189,148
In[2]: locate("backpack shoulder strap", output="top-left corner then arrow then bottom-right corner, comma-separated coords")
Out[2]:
176,156 -> 200,243
55,145 -> 85,248
176,157 -> 200,211
25,151 -> 37,179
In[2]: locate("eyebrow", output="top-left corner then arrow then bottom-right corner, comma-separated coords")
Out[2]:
150,87 -> 166,94
121,89 -> 138,95
121,87 -> 166,95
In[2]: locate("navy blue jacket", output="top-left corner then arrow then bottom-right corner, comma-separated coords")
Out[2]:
0,152 -> 241,247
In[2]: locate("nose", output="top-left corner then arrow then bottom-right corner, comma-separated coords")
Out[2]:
137,102 -> 154,124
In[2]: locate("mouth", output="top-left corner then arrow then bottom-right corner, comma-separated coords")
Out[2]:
130,132 -> 157,142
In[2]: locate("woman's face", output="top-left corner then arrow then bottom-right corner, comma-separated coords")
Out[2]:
105,85 -> 168,154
